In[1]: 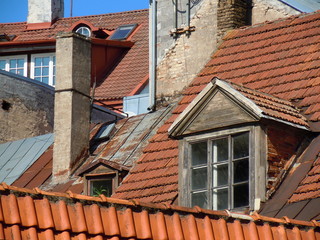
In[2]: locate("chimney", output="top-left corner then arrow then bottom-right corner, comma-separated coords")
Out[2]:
53,32 -> 91,182
27,0 -> 64,24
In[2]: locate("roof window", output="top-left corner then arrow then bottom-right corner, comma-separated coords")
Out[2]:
75,26 -> 91,37
109,24 -> 137,40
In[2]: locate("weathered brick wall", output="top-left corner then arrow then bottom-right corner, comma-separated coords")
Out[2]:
266,123 -> 306,193
0,71 -> 54,143
155,0 -> 302,105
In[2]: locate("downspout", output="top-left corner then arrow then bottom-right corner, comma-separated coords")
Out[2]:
148,0 -> 157,112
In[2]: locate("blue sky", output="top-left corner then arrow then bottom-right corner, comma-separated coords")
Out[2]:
0,0 -> 149,23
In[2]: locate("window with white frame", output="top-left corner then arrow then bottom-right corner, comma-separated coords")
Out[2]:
180,126 -> 265,211
31,53 -> 56,86
0,55 -> 27,76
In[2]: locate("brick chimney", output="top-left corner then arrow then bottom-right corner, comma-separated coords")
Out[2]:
53,32 -> 91,182
27,0 -> 64,24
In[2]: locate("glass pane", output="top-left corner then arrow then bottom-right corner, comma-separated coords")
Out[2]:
17,69 -> 24,75
213,137 -> 228,162
213,188 -> 228,210
35,77 -> 41,81
191,167 -> 207,190
233,159 -> 249,183
0,60 -> 6,70
90,179 -> 113,197
9,69 -> 16,73
42,77 -> 49,84
233,183 -> 249,208
35,57 -> 42,66
9,59 -> 16,68
233,132 -> 249,159
191,191 -> 208,208
43,57 -> 50,65
43,67 -> 49,75
191,142 -> 207,166
213,164 -> 228,186
17,59 -> 24,67
35,68 -> 41,76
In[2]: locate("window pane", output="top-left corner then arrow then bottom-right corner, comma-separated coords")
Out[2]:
191,142 -> 207,166
191,191 -> 208,208
35,68 -> 41,76
17,59 -> 24,67
43,67 -> 49,75
90,179 -> 113,197
42,77 -> 49,84
17,69 -> 24,75
233,183 -> 249,208
233,159 -> 249,183
213,163 -> 228,186
233,132 -> 249,159
0,60 -> 5,70
213,138 -> 228,162
213,188 -> 228,210
191,167 -> 207,190
35,57 -> 42,66
9,59 -> 17,68
35,77 -> 41,81
43,57 -> 50,66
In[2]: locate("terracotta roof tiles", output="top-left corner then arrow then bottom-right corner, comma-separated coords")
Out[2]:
114,11 -> 320,204
0,9 -> 149,101
0,184 -> 319,240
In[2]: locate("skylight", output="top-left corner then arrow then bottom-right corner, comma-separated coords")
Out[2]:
109,24 -> 137,40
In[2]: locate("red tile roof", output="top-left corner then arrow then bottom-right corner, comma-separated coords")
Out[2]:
0,184 -> 319,240
0,9 -> 149,101
114,11 -> 320,204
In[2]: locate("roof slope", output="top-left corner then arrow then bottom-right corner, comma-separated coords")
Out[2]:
0,184 -> 319,240
13,109 -> 172,193
114,11 -> 320,204
0,134 -> 53,185
0,9 -> 149,101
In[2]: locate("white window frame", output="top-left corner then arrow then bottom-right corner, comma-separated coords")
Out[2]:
75,26 -> 91,37
30,53 -> 56,86
0,55 -> 27,77
179,125 -> 266,211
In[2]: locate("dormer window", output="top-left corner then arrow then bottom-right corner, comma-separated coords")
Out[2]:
109,24 -> 137,40
75,26 -> 91,37
186,128 -> 252,210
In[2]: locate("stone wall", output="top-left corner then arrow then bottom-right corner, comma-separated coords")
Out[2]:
0,71 -> 54,143
155,0 -> 302,104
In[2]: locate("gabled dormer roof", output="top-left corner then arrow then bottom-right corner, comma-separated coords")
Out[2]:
169,78 -> 308,137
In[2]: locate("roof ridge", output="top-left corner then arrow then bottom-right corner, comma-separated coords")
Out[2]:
1,183 -> 319,228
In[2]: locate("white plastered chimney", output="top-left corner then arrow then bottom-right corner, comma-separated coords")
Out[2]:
27,0 -> 64,23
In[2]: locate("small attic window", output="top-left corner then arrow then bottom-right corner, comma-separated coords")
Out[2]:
75,26 -> 91,37
109,24 -> 137,40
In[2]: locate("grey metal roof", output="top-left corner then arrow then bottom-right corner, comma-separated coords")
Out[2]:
280,0 -> 320,12
0,133 -> 53,185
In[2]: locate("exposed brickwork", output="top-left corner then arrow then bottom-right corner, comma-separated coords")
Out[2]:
266,123 -> 305,192
217,0 -> 251,43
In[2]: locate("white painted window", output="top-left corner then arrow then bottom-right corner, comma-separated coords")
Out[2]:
31,53 -> 56,86
180,126 -> 266,211
0,55 -> 27,76
76,26 -> 91,37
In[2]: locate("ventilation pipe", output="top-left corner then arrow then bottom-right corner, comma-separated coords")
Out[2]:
148,0 -> 157,112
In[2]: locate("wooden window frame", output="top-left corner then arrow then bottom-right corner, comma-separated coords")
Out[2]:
179,125 -> 266,211
84,172 -> 118,197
